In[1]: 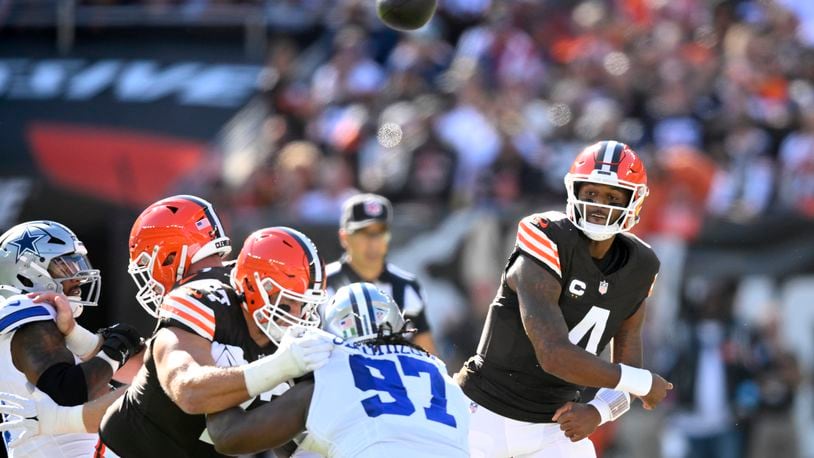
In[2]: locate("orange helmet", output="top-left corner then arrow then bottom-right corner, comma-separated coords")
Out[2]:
128,195 -> 231,317
564,140 -> 649,241
231,227 -> 327,344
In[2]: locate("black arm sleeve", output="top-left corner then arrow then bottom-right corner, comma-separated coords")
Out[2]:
35,362 -> 89,406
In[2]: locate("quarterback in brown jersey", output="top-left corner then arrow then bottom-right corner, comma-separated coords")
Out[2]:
456,140 -> 673,458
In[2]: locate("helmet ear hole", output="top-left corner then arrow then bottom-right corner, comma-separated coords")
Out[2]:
16,274 -> 33,288
243,278 -> 255,304
161,252 -> 177,267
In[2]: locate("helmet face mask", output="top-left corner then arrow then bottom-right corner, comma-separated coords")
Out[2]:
322,282 -> 405,343
564,141 -> 649,241
127,247 -> 166,318
250,272 -> 324,344
48,252 -> 101,316
232,227 -> 327,345
0,221 -> 101,316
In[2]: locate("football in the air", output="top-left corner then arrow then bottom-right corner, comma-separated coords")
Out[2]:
376,0 -> 437,31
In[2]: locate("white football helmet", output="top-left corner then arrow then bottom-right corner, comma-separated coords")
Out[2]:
321,282 -> 405,343
0,221 -> 100,316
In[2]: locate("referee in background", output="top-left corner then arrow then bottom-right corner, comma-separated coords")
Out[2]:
326,193 -> 437,354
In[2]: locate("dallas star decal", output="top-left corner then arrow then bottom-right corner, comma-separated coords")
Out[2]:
9,228 -> 45,262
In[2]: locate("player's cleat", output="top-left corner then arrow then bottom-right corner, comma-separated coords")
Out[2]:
376,0 -> 437,31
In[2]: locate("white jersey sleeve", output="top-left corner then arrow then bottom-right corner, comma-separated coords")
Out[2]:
304,342 -> 470,458
0,295 -> 56,335
0,296 -> 105,457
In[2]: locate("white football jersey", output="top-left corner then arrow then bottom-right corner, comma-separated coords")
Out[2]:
0,295 -> 105,457
303,341 -> 470,458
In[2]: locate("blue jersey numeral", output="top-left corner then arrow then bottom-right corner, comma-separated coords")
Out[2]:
350,355 -> 415,418
349,354 -> 457,427
397,355 -> 457,427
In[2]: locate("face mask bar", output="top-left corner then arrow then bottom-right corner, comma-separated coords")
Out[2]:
128,247 -> 165,318
48,253 -> 101,316
565,176 -> 646,241
251,271 -> 326,345
573,200 -> 631,239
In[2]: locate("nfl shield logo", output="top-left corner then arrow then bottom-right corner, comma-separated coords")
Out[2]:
364,200 -> 383,216
598,280 -> 609,295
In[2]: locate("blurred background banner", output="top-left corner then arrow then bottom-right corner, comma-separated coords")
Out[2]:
2,1 -> 814,458
0,33 -> 262,205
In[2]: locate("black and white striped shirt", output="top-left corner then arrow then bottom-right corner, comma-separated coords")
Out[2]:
325,256 -> 431,334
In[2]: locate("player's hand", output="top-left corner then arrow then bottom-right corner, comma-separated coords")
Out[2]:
551,402 -> 601,442
27,291 -> 75,335
98,323 -> 146,367
0,390 -> 41,448
640,373 -> 673,410
276,326 -> 335,379
0,385 -> 81,448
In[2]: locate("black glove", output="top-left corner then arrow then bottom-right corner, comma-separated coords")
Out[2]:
98,323 -> 145,367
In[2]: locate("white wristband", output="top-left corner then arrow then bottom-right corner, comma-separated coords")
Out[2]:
614,364 -> 653,396
64,325 -> 101,360
95,351 -> 121,373
588,388 -> 631,425
47,404 -> 88,435
242,353 -> 293,398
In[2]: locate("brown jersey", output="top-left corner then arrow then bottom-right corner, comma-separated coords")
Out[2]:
100,266 -> 276,457
457,211 -> 659,422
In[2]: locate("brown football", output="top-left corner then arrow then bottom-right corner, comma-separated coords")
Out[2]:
376,0 -> 437,31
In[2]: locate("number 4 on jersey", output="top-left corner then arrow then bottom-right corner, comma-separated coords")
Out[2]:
568,306 -> 610,355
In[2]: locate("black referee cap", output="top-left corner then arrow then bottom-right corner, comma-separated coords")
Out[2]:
340,194 -> 393,233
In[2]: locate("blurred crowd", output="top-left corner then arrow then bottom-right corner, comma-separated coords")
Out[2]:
208,0 -> 814,228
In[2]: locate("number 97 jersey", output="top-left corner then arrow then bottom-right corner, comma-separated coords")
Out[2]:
303,342 -> 470,458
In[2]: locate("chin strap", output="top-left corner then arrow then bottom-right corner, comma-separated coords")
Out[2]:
579,220 -> 618,241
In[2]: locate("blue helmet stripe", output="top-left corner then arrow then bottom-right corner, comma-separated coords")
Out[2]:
0,306 -> 52,334
347,286 -> 364,336
360,284 -> 377,333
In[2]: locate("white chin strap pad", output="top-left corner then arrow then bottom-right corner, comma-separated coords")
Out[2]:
580,220 -> 618,241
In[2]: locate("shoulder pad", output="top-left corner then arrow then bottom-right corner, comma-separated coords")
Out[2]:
515,212 -> 569,278
0,295 -> 56,335
177,277 -> 232,295
535,210 -> 569,223
620,232 -> 660,274
159,282 -> 223,341
620,231 -> 652,249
